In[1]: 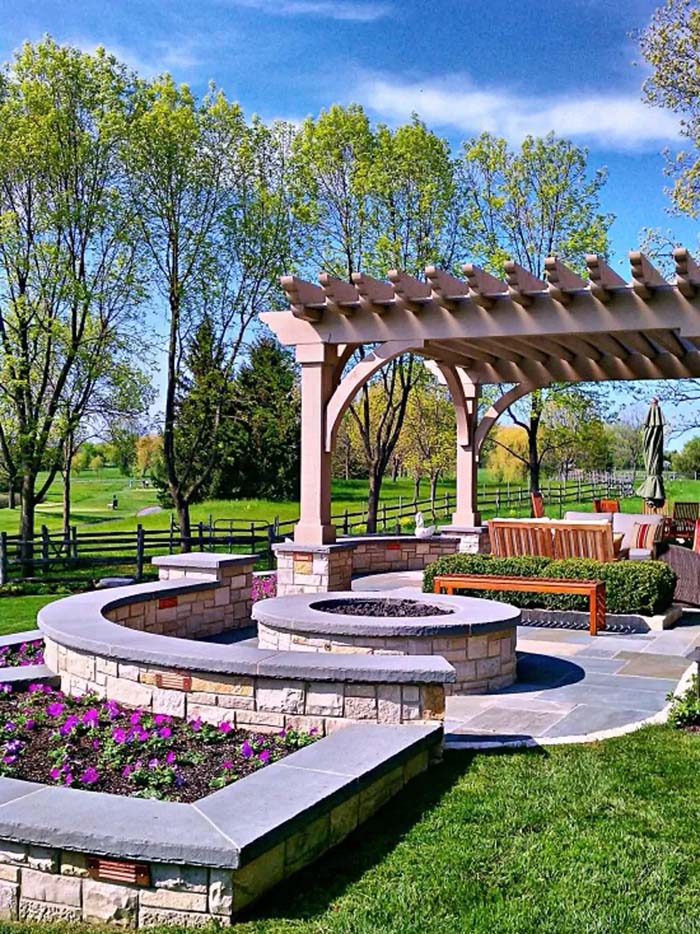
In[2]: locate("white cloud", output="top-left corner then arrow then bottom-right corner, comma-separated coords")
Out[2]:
361,74 -> 681,149
228,0 -> 390,21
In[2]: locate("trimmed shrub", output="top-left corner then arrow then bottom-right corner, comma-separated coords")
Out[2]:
423,553 -> 677,617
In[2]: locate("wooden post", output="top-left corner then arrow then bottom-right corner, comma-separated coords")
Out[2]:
250,521 -> 255,555
343,509 -> 349,535
0,532 -> 7,585
267,524 -> 275,570
198,522 -> 204,551
71,526 -> 78,560
41,525 -> 49,577
136,524 -> 144,579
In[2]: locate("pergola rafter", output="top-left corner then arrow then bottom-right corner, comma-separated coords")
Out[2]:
261,250 -> 700,544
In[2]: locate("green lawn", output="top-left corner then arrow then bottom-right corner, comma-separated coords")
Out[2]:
0,595 -> 57,635
1,725 -> 699,932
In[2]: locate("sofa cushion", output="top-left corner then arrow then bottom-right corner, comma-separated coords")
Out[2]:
563,511 -> 613,524
612,512 -> 663,550
628,547 -> 653,561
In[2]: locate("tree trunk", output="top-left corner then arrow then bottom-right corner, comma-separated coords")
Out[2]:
62,437 -> 72,537
430,472 -> 439,507
19,473 -> 35,577
413,474 -> 421,502
366,468 -> 382,534
176,496 -> 192,553
7,479 -> 15,510
391,457 -> 400,482
528,395 -> 542,494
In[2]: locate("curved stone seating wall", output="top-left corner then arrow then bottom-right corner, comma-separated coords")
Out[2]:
346,535 -> 462,576
39,554 -> 454,734
254,591 -> 519,695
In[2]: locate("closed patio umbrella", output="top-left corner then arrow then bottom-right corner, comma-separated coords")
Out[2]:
636,398 -> 665,506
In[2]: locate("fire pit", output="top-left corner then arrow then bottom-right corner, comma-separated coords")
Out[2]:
253,591 -> 520,695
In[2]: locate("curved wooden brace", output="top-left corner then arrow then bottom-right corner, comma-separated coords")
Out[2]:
325,339 -> 424,452
435,364 -> 475,448
475,381 -> 542,453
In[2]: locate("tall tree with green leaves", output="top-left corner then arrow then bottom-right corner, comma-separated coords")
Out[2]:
458,132 -> 613,495
0,39 -> 148,566
293,106 -> 460,530
126,78 -> 299,544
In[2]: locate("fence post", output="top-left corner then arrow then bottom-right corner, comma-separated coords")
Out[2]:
41,525 -> 49,577
136,524 -> 144,579
267,524 -> 275,570
0,532 -> 7,586
382,501 -> 387,530
250,522 -> 255,556
71,526 -> 78,560
198,522 -> 204,551
343,509 -> 349,535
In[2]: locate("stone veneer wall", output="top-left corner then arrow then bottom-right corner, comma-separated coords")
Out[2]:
0,738 -> 435,927
349,536 -> 461,576
257,624 -> 516,695
43,636 -> 445,733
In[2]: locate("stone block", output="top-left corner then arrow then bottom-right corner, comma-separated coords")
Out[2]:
284,814 -> 330,874
0,865 -> 19,884
232,843 -> 285,913
256,681 -> 305,714
27,846 -> 58,873
476,657 -> 502,679
190,674 -> 254,696
151,687 -> 186,719
0,881 -> 17,919
284,714 -> 325,734
305,683 -> 344,717
138,906 -> 214,927
467,636 -> 489,660
344,695 -> 377,720
19,897 -> 81,922
421,685 -> 445,719
66,650 -> 95,682
377,685 -> 402,724
403,749 -> 429,782
358,767 -> 404,822
106,675 -> 153,709
329,796 -> 359,846
0,842 -> 27,865
83,878 -> 138,926
185,702 -> 222,725
140,886 -> 208,912
21,868 -> 82,906
61,852 -> 89,877
208,868 -> 234,916
151,864 -> 208,892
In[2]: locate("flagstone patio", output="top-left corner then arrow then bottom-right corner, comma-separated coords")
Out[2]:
352,571 -> 698,746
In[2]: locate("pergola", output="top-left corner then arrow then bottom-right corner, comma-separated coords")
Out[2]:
260,248 -> 700,545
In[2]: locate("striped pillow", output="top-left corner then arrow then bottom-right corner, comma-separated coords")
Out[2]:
630,521 -> 661,550
693,519 -> 700,554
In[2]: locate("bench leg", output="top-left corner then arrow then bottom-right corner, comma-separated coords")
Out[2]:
589,584 -> 606,636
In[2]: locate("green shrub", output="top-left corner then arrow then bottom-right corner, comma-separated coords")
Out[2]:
668,677 -> 700,728
424,553 -> 677,616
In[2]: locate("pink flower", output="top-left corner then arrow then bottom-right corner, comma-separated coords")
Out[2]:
222,759 -> 234,770
49,767 -> 61,781
129,711 -> 142,726
82,708 -> 99,726
153,714 -> 170,726
258,750 -> 270,764
218,721 -> 232,734
189,718 -> 202,732
122,764 -> 132,778
46,702 -> 64,717
111,727 -> 127,744
23,719 -> 34,731
165,750 -> 176,765
80,767 -> 99,784
241,740 -> 253,758
59,715 -> 79,736
158,726 -> 172,739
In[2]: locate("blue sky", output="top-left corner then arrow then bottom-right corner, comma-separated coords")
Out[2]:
2,0 -> 699,444
2,0 -> 696,268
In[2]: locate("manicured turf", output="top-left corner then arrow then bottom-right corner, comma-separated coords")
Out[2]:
0,725 -> 699,932
0,595 -> 57,636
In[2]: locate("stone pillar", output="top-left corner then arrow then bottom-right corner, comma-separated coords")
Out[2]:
449,375 -> 481,526
439,525 -> 490,554
151,552 -> 257,627
273,542 -> 356,595
294,346 -> 337,545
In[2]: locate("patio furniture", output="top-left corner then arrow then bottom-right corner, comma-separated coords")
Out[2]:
593,498 -> 619,513
488,519 -> 616,562
563,511 -> 664,560
530,491 -> 544,518
433,573 -> 606,636
670,502 -> 699,542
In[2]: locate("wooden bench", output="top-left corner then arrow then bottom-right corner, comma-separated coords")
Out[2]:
433,573 -> 606,636
487,519 -> 617,562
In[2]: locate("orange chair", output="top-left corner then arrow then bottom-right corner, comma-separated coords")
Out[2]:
530,491 -> 544,518
593,498 -> 619,513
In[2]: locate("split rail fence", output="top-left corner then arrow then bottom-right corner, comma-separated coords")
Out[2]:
0,476 -> 634,583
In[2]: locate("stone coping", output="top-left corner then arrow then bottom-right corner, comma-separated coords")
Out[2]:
253,590 -> 520,639
272,542 -> 356,555
151,552 -> 258,571
38,579 -> 455,685
0,723 -> 440,869
0,630 -> 58,690
340,534 -> 461,543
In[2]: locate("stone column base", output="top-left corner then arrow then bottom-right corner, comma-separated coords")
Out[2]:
273,542 -> 356,595
439,525 -> 490,555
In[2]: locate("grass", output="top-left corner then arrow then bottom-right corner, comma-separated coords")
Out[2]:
0,595 -> 58,636
0,725 -> 699,932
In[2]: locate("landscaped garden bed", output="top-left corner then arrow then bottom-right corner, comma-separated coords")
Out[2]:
424,553 -> 677,616
0,638 -> 43,668
0,683 -> 315,803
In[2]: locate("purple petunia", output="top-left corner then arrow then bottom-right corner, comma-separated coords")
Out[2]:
82,708 -> 99,726
46,702 -> 64,717
158,726 -> 172,739
258,750 -> 270,764
80,766 -> 99,785
218,721 -> 232,734
165,750 -> 176,766
111,727 -> 127,744
189,718 -> 202,732
241,740 -> 253,758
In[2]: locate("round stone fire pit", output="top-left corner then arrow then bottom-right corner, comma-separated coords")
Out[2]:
253,591 -> 520,695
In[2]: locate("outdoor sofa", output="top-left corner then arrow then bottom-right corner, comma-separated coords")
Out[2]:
562,510 -> 665,561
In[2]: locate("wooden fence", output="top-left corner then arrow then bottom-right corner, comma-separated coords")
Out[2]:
0,475 -> 634,583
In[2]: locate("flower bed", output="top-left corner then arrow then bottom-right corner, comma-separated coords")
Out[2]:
252,572 -> 277,602
0,639 -> 43,668
0,683 -> 315,803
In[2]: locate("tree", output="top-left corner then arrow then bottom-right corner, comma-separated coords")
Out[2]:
671,435 -> 700,476
293,106 -> 460,530
126,77 -> 299,545
458,132 -> 613,491
89,454 -> 105,473
640,0 -> 700,216
135,435 -> 163,479
485,426 -> 529,484
214,336 -> 300,501
396,373 -> 455,505
0,39 -> 147,568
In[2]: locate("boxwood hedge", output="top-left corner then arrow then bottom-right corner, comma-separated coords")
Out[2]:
423,553 -> 677,616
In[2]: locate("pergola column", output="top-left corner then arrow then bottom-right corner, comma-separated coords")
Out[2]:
454,382 -> 481,527
294,344 -> 337,545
